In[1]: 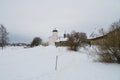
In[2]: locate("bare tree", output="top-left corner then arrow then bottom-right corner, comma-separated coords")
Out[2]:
0,24 -> 9,49
67,31 -> 87,51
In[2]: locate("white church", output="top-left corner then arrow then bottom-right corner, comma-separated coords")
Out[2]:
48,29 -> 68,46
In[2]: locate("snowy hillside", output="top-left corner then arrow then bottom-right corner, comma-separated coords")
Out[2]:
0,46 -> 120,80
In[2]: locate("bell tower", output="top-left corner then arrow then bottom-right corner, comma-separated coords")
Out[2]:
49,28 -> 58,46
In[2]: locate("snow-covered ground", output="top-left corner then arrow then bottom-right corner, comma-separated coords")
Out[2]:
0,46 -> 120,80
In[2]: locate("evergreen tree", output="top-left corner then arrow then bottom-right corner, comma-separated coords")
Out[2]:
31,37 -> 42,47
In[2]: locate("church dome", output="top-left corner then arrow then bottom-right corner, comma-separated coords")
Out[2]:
52,29 -> 58,32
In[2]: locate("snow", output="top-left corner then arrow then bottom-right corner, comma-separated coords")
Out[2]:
0,46 -> 120,80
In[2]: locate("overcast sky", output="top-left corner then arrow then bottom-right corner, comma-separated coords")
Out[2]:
0,0 -> 120,43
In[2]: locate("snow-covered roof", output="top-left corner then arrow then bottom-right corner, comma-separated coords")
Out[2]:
56,37 -> 68,42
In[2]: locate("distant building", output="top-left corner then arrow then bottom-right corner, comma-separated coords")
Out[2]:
88,27 -> 120,45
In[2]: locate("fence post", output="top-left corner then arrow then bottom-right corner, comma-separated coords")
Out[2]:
55,55 -> 58,71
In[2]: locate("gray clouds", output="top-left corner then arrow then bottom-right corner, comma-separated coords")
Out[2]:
0,0 -> 120,43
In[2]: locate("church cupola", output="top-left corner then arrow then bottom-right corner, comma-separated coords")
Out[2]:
52,29 -> 58,32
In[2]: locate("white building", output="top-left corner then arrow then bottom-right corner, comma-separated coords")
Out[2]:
49,29 -> 58,46
49,29 -> 68,46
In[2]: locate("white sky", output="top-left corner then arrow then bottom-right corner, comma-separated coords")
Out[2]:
0,0 -> 120,43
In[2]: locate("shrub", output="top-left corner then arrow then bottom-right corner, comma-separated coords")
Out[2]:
67,31 -> 87,51
98,20 -> 120,63
31,37 -> 42,47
